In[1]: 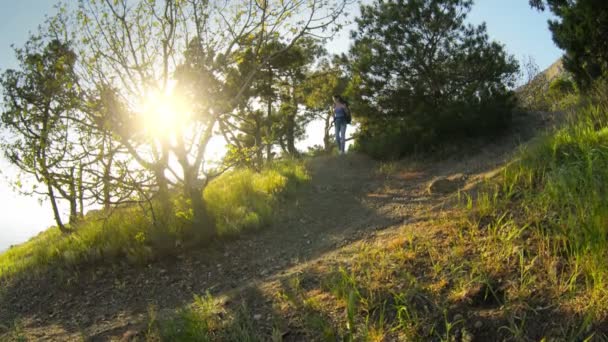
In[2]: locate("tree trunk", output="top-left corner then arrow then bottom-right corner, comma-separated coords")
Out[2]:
78,163 -> 84,218
154,165 -> 173,229
323,108 -> 333,151
68,167 -> 79,225
103,148 -> 114,212
278,136 -> 289,155
187,178 -> 215,239
255,113 -> 264,169
286,77 -> 298,155
178,156 -> 216,239
266,67 -> 273,163
48,183 -> 69,233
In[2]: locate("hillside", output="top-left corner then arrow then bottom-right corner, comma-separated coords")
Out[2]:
0,109 -> 570,341
542,59 -> 566,81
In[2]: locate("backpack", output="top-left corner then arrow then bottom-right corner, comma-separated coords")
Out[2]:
345,106 -> 352,124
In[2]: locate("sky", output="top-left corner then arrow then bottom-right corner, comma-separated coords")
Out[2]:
0,0 -> 563,251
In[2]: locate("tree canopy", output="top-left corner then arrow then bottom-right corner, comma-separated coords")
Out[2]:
530,0 -> 608,88
349,0 -> 519,158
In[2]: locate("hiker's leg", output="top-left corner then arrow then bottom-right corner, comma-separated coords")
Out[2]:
339,122 -> 347,153
334,119 -> 342,151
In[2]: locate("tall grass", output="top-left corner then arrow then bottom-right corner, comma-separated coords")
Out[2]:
205,159 -> 308,237
0,159 -> 309,279
485,101 -> 608,319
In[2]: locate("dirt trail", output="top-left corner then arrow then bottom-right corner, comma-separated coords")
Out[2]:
0,112 -> 546,341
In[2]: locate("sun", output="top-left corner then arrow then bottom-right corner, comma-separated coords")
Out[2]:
140,89 -> 190,140
137,87 -> 227,161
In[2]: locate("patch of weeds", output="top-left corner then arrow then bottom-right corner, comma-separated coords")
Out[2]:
376,162 -> 398,178
4,319 -> 27,342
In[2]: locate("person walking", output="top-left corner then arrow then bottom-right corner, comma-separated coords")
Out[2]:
332,94 -> 350,154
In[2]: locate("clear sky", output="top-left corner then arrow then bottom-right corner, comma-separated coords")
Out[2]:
0,1 -> 59,251
0,0 -> 563,251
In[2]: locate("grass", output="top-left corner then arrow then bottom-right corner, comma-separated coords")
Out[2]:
5,92 -> 608,340
144,102 -> 608,340
0,159 -> 309,280
205,160 -> 308,237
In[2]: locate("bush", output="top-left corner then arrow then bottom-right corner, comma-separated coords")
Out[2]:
0,159 -> 309,279
353,94 -> 515,159
204,159 -> 308,237
349,0 -> 519,159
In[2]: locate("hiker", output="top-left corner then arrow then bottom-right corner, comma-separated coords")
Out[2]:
332,94 -> 351,154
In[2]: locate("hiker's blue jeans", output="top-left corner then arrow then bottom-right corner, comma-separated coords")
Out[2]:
334,117 -> 347,153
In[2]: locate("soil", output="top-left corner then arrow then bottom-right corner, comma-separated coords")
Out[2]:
0,111 -> 557,341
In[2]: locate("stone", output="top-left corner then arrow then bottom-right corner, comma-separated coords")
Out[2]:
428,173 -> 467,194
474,321 -> 483,329
121,329 -> 139,342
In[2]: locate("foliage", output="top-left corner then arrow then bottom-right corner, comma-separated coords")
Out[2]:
204,159 -> 309,237
530,0 -> 608,89
303,57 -> 352,152
546,76 -> 579,110
0,0 -> 351,248
0,160 -> 308,279
349,0 -> 519,159
223,37 -> 327,168
0,38 -> 86,231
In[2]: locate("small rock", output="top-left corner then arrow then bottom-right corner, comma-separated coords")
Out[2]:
428,173 -> 467,194
121,329 -> 139,341
453,313 -> 464,321
474,321 -> 483,329
253,314 -> 262,320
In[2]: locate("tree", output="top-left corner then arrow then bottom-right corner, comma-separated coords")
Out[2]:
71,0 -> 351,237
0,38 -> 85,232
349,0 -> 519,158
275,38 -> 326,156
223,37 -> 325,168
530,0 -> 608,88
303,57 -> 350,151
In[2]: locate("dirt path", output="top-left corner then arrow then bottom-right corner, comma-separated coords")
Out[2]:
0,113 -> 544,341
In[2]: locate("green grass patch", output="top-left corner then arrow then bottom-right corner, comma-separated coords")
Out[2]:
461,102 -> 608,333
205,159 -> 309,237
0,159 -> 309,280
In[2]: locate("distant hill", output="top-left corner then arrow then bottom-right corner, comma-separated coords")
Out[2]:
541,58 -> 566,82
517,58 -> 565,92
517,58 -> 569,110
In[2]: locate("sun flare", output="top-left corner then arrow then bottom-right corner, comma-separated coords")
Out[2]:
137,88 -> 227,160
140,89 -> 190,139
